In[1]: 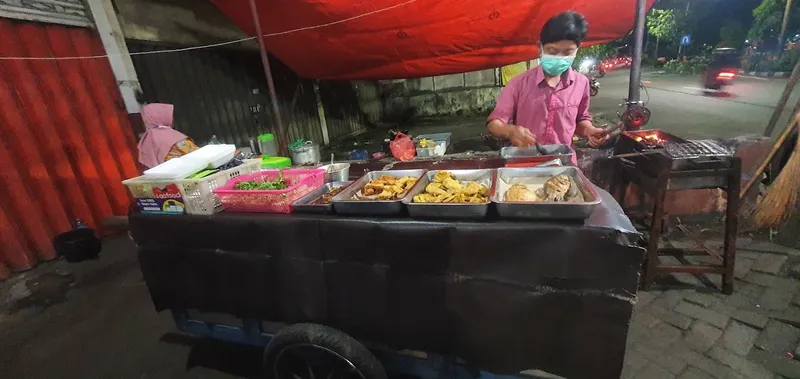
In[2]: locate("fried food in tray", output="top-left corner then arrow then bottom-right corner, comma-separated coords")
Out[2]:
412,171 -> 490,204
310,186 -> 346,205
353,175 -> 417,201
503,174 -> 583,203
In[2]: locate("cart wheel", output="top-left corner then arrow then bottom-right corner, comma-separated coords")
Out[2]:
263,323 -> 387,379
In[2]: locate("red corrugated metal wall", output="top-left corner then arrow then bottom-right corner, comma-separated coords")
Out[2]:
0,18 -> 139,280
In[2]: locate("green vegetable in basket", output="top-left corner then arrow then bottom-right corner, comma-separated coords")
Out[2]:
234,178 -> 288,190
288,139 -> 307,152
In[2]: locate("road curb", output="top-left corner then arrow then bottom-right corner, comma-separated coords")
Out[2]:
739,70 -> 791,78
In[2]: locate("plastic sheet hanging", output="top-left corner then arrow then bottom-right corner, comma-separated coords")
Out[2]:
210,0 -> 656,80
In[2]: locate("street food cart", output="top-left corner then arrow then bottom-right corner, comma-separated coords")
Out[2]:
129,154 -> 645,379
128,0 -> 659,376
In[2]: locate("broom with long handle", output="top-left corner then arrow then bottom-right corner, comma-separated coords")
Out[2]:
740,61 -> 800,199
763,62 -> 800,137
741,99 -> 800,200
754,110 -> 800,229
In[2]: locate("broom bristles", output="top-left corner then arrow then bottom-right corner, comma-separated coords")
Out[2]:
754,136 -> 800,229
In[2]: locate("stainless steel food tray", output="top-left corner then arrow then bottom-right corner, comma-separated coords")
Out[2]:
403,169 -> 496,220
331,169 -> 426,216
291,181 -> 352,214
501,144 -> 574,166
492,167 -> 601,220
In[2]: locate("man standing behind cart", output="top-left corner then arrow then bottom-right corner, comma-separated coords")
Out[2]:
486,11 -> 609,151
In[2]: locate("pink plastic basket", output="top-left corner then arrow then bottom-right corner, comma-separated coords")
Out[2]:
213,169 -> 324,213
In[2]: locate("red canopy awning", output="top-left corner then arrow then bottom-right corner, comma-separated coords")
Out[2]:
211,0 -> 655,80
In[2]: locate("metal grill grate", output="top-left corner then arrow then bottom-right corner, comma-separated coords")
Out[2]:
664,140 -> 731,159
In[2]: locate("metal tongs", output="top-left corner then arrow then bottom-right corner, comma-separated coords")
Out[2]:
533,141 -> 548,155
601,121 -> 625,138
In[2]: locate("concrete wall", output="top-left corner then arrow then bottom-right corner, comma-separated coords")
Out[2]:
113,0 -> 256,48
380,60 -> 538,121
0,0 -> 92,27
381,69 -> 502,122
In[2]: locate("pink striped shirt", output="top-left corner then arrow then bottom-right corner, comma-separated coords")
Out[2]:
488,66 -> 592,149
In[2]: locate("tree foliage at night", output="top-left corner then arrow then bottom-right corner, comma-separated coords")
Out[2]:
647,9 -> 684,57
719,21 -> 747,48
573,43 -> 614,69
648,9 -> 679,40
748,0 -> 799,41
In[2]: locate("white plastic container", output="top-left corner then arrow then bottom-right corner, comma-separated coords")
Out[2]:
414,133 -> 450,158
125,159 -> 260,215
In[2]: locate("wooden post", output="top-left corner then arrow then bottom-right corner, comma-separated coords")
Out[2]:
248,0 -> 288,155
779,0 -> 795,49
85,0 -> 141,115
313,81 -> 330,145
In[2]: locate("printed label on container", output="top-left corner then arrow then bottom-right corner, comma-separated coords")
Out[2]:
136,198 -> 185,214
151,184 -> 182,199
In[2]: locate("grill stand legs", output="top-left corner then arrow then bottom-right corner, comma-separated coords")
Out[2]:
614,157 -> 742,294
642,165 -> 670,291
722,159 -> 741,294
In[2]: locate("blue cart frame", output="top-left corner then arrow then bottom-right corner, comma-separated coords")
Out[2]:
171,309 -> 536,379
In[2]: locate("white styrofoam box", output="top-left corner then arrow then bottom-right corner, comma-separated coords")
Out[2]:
143,144 -> 237,179
143,156 -> 208,180
182,144 -> 237,168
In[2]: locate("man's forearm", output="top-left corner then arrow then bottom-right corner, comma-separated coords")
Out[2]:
576,120 -> 595,137
487,119 -> 514,139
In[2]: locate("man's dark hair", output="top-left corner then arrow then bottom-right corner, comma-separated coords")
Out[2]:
539,11 -> 588,46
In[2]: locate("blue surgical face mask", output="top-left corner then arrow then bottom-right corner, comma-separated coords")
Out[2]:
540,54 -> 577,76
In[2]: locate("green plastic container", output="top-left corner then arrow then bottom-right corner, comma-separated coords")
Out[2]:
257,134 -> 278,157
261,156 -> 291,169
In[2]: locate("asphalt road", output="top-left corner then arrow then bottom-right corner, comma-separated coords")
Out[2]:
590,69 -> 800,139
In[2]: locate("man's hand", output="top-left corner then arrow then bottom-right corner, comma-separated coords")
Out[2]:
508,125 -> 536,147
584,125 -> 610,148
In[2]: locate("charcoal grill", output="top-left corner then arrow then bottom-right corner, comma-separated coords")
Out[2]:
615,129 -> 734,190
611,129 -> 741,294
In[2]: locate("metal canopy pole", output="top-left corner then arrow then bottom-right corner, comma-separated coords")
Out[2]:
248,0 -> 288,154
627,0 -> 647,108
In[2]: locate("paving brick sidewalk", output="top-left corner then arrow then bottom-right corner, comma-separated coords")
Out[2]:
624,239 -> 800,379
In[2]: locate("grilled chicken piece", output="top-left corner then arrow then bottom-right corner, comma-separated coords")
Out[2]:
544,174 -> 572,201
505,184 -> 540,202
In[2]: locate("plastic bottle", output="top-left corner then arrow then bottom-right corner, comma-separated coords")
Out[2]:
75,219 -> 88,230
209,135 -> 220,145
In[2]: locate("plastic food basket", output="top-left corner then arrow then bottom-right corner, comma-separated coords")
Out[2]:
123,159 -> 261,215
213,169 -> 325,213
176,159 -> 261,215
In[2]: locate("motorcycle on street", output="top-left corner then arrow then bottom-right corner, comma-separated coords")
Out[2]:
589,76 -> 600,97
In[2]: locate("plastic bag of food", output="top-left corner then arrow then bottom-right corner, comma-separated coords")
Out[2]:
389,133 -> 416,161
